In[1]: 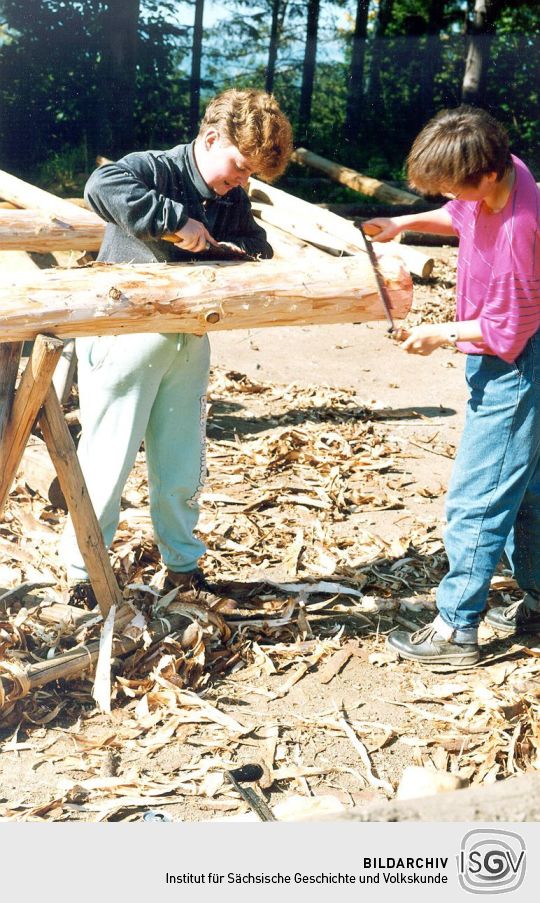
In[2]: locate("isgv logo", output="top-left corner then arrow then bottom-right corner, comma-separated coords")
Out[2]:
458,829 -> 526,894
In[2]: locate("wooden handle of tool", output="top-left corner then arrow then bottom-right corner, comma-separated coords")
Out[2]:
361,222 -> 382,238
161,234 -> 212,251
360,221 -> 402,244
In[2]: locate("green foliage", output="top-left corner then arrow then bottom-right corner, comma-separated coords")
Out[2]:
489,32 -> 540,170
0,1 -> 191,175
1,0 -> 540,188
36,143 -> 90,193
496,2 -> 540,33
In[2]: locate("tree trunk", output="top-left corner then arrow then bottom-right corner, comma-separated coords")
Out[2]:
0,168 -> 101,225
0,255 -> 412,342
252,202 -> 433,276
248,177 -> 434,278
462,0 -> 502,106
252,202 -> 358,256
98,0 -> 141,157
0,168 -> 104,251
258,220 -> 330,261
298,0 -> 321,144
420,1 -> 447,120
265,0 -> 281,94
366,0 -> 394,116
343,0 -> 369,145
190,0 -> 205,134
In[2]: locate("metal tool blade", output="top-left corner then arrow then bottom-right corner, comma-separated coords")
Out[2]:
226,769 -> 276,822
163,235 -> 255,260
358,223 -> 395,333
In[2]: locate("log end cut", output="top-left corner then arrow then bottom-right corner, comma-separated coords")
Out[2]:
373,252 -> 414,321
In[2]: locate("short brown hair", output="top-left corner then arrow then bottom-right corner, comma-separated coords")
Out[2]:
406,106 -> 512,195
199,88 -> 293,182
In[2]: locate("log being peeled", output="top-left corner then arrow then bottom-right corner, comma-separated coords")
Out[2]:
0,254 -> 412,342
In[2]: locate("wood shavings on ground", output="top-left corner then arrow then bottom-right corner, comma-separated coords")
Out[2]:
2,293 -> 540,820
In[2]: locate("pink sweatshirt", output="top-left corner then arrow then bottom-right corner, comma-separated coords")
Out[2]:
445,155 -> 540,363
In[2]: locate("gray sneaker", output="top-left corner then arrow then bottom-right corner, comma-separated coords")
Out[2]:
485,598 -> 540,636
387,624 -> 480,668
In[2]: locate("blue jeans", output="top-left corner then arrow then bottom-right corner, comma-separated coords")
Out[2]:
437,333 -> 540,642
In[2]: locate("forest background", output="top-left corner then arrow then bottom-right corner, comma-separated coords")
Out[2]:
0,1 -> 539,197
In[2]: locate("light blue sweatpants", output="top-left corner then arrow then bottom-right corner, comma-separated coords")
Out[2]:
61,332 -> 210,580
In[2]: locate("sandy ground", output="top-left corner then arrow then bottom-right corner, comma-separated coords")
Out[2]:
211,257 -> 464,503
211,245 -> 464,553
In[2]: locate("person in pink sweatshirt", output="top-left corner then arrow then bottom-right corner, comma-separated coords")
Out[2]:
365,105 -> 540,668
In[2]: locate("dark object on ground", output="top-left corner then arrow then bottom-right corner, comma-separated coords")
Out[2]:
68,580 -> 98,610
165,568 -> 217,596
226,764 -> 276,822
48,475 -> 67,510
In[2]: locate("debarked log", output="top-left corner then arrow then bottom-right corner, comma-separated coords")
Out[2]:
0,168 -> 101,225
341,771 -> 540,822
0,209 -> 104,252
291,147 -> 423,207
0,610 -> 190,709
0,255 -> 413,342
249,178 -> 434,279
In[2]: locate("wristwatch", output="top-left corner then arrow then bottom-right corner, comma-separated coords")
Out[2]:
447,327 -> 460,345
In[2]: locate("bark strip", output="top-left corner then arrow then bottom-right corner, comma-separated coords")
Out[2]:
0,611 -> 189,709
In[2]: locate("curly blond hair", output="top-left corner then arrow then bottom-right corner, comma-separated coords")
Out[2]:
199,89 -> 293,182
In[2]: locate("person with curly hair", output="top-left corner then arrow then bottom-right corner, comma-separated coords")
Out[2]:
61,89 -> 293,604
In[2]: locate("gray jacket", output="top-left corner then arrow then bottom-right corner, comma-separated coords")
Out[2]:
84,141 -> 272,264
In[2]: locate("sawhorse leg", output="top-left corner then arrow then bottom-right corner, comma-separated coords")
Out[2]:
0,341 -> 23,447
0,335 -> 61,512
0,336 -> 122,619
